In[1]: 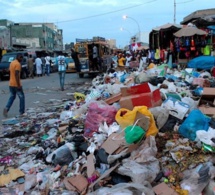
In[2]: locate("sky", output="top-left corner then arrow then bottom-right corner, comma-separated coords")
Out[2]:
0,0 -> 214,48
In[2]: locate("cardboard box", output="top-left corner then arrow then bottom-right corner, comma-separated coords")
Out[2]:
198,88 -> 215,116
162,97 -> 190,120
119,83 -> 162,110
105,93 -> 122,104
153,182 -> 178,195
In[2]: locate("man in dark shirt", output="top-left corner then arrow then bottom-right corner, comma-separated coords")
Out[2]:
71,49 -> 80,72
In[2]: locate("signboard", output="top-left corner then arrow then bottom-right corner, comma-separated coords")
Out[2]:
76,38 -> 92,43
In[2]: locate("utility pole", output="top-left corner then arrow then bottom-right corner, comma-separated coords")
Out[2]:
174,0 -> 176,24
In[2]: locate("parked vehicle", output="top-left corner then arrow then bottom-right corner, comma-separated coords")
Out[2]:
66,58 -> 76,73
74,38 -> 112,78
50,57 -> 58,73
0,51 -> 29,80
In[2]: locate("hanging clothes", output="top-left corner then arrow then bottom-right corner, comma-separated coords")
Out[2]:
203,45 -> 211,56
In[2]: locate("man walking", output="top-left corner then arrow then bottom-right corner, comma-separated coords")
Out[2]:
71,48 -> 80,72
56,55 -> 67,91
3,53 -> 25,117
27,54 -> 34,78
45,54 -> 51,76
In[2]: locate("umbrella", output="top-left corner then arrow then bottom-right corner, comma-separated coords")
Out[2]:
174,26 -> 207,37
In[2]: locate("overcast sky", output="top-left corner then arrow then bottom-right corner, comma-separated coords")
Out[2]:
0,0 -> 214,47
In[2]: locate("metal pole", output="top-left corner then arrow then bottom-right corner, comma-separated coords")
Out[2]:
123,15 -> 141,42
174,0 -> 176,24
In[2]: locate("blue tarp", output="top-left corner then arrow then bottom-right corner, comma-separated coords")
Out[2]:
187,56 -> 215,70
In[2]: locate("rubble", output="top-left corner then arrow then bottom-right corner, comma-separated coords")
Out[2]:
1,66 -> 215,194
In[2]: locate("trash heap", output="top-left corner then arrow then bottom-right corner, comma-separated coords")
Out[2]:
1,66 -> 215,194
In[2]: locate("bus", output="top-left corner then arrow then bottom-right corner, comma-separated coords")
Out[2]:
74,37 -> 112,78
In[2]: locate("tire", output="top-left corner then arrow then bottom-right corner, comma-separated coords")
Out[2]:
79,73 -> 84,78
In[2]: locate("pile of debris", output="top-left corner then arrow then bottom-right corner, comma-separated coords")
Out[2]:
1,66 -> 215,194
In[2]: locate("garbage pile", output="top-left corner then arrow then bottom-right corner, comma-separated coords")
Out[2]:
1,65 -> 215,194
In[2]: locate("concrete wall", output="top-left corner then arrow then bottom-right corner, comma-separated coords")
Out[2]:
0,27 -> 10,49
15,38 -> 40,48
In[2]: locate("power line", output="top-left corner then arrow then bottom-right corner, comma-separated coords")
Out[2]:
56,0 -> 157,24
176,0 -> 194,4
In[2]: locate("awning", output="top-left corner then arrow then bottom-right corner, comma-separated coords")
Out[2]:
174,26 -> 207,37
152,23 -> 181,31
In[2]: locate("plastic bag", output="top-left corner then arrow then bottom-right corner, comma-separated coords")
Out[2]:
149,107 -> 169,130
106,83 -> 124,94
88,182 -> 154,195
117,137 -> 159,184
85,89 -> 101,102
196,127 -> 215,146
134,72 -> 150,84
181,97 -> 197,113
178,109 -> 211,141
74,92 -> 86,102
180,163 -> 212,195
125,125 -> 145,144
84,101 -> 117,137
115,106 -> 158,136
46,143 -> 77,166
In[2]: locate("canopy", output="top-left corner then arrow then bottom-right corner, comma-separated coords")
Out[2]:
152,23 -> 181,31
174,26 -> 207,37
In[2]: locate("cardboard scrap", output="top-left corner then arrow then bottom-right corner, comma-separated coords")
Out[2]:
101,133 -> 125,154
135,111 -> 150,131
63,178 -> 77,191
87,154 -> 95,178
105,93 -> 122,104
88,163 -> 120,192
0,168 -> 25,186
153,182 -> 178,195
198,87 -> 215,116
66,175 -> 88,193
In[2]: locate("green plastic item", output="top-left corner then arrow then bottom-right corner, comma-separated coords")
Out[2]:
41,134 -> 49,140
166,93 -> 181,101
125,125 -> 145,144
202,143 -> 215,152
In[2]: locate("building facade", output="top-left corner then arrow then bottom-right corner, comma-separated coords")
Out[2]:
0,26 -> 10,49
0,19 -> 63,51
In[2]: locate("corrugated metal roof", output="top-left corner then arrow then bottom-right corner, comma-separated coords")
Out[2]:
181,8 -> 215,25
152,23 -> 181,31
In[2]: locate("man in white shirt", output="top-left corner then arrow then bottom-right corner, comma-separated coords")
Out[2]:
35,56 -> 42,77
45,55 -> 51,76
92,44 -> 99,71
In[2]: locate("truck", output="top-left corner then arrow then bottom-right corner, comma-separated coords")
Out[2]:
74,37 -> 112,78
0,51 -> 29,80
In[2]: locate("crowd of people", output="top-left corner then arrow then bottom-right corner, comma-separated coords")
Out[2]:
111,48 -> 176,72
2,49 -> 79,118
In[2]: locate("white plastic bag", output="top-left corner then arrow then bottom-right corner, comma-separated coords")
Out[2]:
60,111 -> 73,120
181,97 -> 197,113
196,127 -> 215,146
88,182 -> 154,195
117,136 -> 160,183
